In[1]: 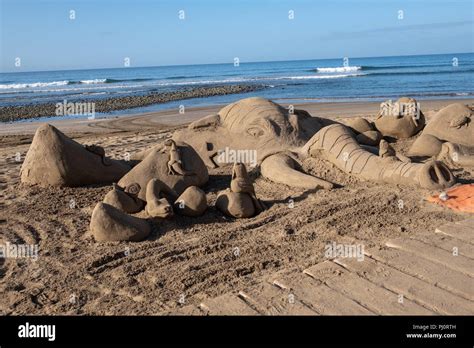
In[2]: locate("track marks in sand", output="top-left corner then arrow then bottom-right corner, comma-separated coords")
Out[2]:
85,242 -> 198,276
2,219 -> 43,245
81,130 -> 173,160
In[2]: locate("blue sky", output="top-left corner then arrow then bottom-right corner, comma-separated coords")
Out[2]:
1,0 -> 473,72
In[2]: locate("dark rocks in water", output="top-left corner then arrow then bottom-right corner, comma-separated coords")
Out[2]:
0,84 -> 266,122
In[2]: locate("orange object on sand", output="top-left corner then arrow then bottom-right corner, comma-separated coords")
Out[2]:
427,184 -> 474,213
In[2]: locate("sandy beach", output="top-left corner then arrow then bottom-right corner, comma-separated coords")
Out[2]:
1,98 -> 473,315
2,0 -> 474,344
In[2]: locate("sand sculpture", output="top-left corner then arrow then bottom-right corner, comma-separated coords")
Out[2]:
166,139 -> 195,176
103,183 -> 144,213
20,98 -> 463,243
92,144 -> 208,239
90,140 -> 208,241
118,139 -> 208,200
344,118 -> 382,146
344,97 -> 425,144
173,97 -> 337,190
174,186 -> 208,217
145,179 -> 174,218
378,139 -> 396,158
378,139 -> 411,163
20,124 -> 130,186
174,97 -> 456,191
91,178 -> 185,241
216,162 -> 264,218
373,97 -> 426,139
91,181 -> 208,241
408,103 -> 474,167
90,202 -> 151,242
302,124 -> 455,189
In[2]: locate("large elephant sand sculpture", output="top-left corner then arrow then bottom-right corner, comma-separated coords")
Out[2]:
18,98 -> 464,243
173,97 -> 456,190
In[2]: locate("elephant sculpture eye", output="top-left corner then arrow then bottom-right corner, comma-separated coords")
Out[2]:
247,127 -> 264,137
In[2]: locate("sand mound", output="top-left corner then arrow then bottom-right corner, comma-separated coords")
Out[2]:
374,97 -> 425,139
174,186 -> 208,217
21,124 -> 130,187
90,202 -> 150,242
345,117 -> 373,134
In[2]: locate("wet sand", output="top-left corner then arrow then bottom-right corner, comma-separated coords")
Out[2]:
2,98 -> 473,136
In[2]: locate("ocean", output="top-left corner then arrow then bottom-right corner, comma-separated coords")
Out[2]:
1,52 -> 473,118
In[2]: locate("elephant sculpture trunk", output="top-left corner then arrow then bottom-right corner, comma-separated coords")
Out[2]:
302,124 -> 455,190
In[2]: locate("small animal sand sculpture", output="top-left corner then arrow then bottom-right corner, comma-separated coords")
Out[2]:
374,97 -> 426,139
90,202 -> 150,242
230,162 -> 265,212
174,186 -> 208,217
21,124 -> 130,187
118,139 -> 208,200
378,139 -> 411,163
174,97 -> 455,190
166,139 -> 195,176
216,162 -> 264,218
378,139 -> 396,158
408,103 -> 474,167
103,183 -> 144,213
145,179 -> 174,218
84,144 -> 111,166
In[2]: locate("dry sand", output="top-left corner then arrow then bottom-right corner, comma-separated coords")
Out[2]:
1,99 -> 473,315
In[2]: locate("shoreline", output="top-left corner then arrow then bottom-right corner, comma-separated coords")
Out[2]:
0,84 -> 265,123
1,97 -> 473,137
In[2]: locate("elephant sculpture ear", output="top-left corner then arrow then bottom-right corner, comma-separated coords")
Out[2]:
188,114 -> 221,130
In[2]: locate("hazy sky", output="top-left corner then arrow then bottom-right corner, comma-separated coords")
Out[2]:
1,0 -> 473,72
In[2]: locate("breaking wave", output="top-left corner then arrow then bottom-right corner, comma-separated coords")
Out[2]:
315,66 -> 362,73
0,78 -> 154,89
0,80 -> 70,89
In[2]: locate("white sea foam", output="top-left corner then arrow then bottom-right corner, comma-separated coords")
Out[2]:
80,79 -> 108,84
283,73 -> 364,79
316,66 -> 362,73
0,80 -> 70,89
0,72 -> 363,93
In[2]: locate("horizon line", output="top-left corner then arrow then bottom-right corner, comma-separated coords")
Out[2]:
1,51 -> 473,74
